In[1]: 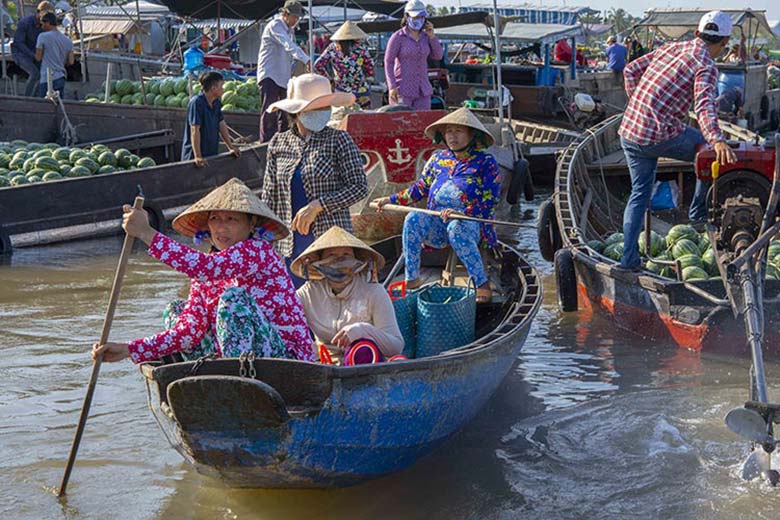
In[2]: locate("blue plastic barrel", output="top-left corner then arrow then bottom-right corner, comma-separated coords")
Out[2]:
717,69 -> 745,96
183,47 -> 205,72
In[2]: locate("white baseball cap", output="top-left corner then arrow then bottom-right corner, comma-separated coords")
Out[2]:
698,11 -> 733,37
404,0 -> 427,17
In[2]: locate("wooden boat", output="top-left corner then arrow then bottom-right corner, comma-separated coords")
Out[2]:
0,146 -> 265,253
139,236 -> 542,488
547,113 -> 778,352
513,119 -> 579,186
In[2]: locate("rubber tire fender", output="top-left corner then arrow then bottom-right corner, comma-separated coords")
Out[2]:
144,201 -> 167,233
554,248 -> 578,312
537,197 -> 562,262
524,167 -> 535,201
507,158 -> 529,205
0,225 -> 12,256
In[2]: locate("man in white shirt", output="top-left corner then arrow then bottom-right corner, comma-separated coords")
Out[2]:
257,0 -> 310,142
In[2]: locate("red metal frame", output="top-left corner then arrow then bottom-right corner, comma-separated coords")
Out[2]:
695,142 -> 777,181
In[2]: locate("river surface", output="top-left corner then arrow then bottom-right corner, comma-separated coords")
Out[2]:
3,212 -> 780,520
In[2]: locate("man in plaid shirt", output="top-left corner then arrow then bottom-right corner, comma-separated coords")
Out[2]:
618,11 -> 737,270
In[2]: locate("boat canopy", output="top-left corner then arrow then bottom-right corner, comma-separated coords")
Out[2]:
635,9 -> 776,39
458,4 -> 598,26
157,0 -> 403,21
85,0 -> 171,20
438,22 -> 583,46
358,11 -> 492,34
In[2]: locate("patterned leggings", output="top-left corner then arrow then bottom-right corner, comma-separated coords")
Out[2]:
163,287 -> 291,360
402,212 -> 487,286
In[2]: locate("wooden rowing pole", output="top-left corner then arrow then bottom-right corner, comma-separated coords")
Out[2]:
369,201 -> 523,228
58,195 -> 144,496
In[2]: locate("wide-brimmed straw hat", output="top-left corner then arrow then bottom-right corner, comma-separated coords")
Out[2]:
290,226 -> 385,280
267,73 -> 355,114
424,107 -> 496,147
331,20 -> 367,41
172,178 -> 289,241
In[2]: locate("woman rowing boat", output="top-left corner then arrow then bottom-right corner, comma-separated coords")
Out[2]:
92,178 -> 315,363
373,108 -> 500,303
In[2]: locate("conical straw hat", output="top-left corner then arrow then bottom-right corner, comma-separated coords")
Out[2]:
290,226 -> 385,280
172,178 -> 289,241
424,107 -> 495,147
331,21 -> 367,41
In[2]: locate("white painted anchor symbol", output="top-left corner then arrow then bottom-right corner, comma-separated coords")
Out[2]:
386,139 -> 412,165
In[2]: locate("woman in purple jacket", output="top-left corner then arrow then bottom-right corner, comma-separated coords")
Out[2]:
384,0 -> 443,111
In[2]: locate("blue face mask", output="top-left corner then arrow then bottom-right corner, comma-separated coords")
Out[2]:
408,17 -> 425,31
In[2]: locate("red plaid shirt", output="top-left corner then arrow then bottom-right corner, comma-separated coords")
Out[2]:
619,38 -> 725,146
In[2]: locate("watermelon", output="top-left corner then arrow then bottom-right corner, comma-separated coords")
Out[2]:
0,176 -> 9,188
174,78 -> 189,95
118,153 -> 134,168
116,79 -> 134,96
75,157 -> 99,174
222,90 -> 238,106
27,175 -> 42,183
42,172 -> 62,182
702,248 -> 718,276
223,81 -> 237,92
97,165 -> 116,174
8,158 -> 25,170
587,240 -> 605,253
67,165 -> 91,177
154,94 -> 167,106
52,147 -> 71,161
32,149 -> 52,159
159,79 -> 175,97
132,92 -> 145,105
237,82 -> 257,97
671,239 -> 701,260
604,242 -> 624,262
10,174 -> 29,186
698,232 -> 711,252
69,149 -> 86,163
59,164 -> 71,177
145,93 -> 156,105
221,103 -> 236,112
0,168 -> 8,177
683,266 -> 709,281
115,148 -> 131,159
85,97 -> 100,103
768,242 -> 780,261
666,224 -> 699,248
180,96 -> 190,109
605,232 -> 623,246
677,253 -> 704,270
10,139 -> 28,147
43,143 -> 58,150
98,151 -> 117,167
136,157 -> 156,168
26,168 -> 46,178
767,264 -> 780,280
193,83 -> 202,94
120,94 -> 134,105
101,79 -> 117,94
638,230 -> 665,257
109,94 -> 122,104
165,95 -> 180,108
0,154 -> 10,168
23,157 -> 37,173
25,143 -> 43,151
127,154 -> 140,166
34,157 -> 60,172
148,81 -> 160,95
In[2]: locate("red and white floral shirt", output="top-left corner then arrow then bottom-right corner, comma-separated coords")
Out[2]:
128,233 -> 314,363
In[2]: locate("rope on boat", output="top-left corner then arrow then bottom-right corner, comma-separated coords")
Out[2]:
583,126 -> 615,231
47,91 -> 79,146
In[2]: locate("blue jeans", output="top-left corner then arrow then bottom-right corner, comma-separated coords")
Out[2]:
620,127 -> 707,268
13,52 -> 40,97
37,77 -> 65,98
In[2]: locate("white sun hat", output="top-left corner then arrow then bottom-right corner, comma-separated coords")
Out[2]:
267,73 -> 355,114
698,11 -> 733,37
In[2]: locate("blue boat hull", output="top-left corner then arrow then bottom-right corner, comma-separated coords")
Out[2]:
141,245 -> 541,488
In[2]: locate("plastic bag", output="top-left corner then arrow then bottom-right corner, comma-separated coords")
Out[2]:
651,180 -> 679,211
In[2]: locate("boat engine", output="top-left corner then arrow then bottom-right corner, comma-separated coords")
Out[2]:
716,196 -> 763,255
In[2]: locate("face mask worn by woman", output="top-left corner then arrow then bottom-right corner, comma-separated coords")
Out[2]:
407,17 -> 425,31
310,256 -> 367,284
299,108 -> 332,132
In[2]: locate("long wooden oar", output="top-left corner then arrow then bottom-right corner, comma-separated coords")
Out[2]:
369,201 -> 523,228
58,195 -> 144,497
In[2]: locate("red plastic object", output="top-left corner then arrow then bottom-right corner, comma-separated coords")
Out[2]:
695,141 -> 776,181
344,339 -> 382,366
318,344 -> 333,365
388,355 -> 408,362
387,280 -> 407,300
204,53 -> 232,69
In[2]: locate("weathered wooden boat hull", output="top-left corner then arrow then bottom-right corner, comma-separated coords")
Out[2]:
140,240 -> 542,488
0,146 -> 265,251
0,94 -> 260,150
554,114 -> 777,353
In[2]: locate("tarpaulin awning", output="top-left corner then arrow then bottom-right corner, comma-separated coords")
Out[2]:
459,4 -> 597,26
636,9 -> 775,39
438,22 -> 583,46
358,11 -> 492,34
85,0 -> 171,20
79,19 -> 137,35
158,0 -> 404,21
172,17 -> 257,30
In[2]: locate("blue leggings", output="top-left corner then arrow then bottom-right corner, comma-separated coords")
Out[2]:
402,212 -> 487,286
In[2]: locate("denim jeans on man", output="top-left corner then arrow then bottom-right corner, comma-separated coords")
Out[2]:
620,126 -> 707,268
37,77 -> 65,98
13,53 -> 40,97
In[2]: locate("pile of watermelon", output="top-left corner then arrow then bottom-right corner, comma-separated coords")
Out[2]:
82,77 -> 261,114
588,224 -> 780,282
0,140 -> 156,188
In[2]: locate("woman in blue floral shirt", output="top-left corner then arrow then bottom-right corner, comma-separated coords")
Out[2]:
313,21 -> 374,109
374,108 -> 500,303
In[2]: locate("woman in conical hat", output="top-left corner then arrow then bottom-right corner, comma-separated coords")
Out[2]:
92,178 -> 315,364
313,21 -> 375,109
373,107 -> 500,303
291,226 -> 403,364
262,73 -> 367,289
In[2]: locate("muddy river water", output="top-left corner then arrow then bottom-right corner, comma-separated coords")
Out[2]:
3,213 -> 780,519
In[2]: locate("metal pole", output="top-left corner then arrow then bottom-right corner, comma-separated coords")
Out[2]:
308,0 -> 313,64
135,0 -> 142,53
217,0 -> 221,46
1,1 -> 7,81
740,261 -> 769,403
491,0 -> 504,135
78,1 -> 87,83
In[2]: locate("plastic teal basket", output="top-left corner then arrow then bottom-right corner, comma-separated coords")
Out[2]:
389,281 -> 418,359
415,279 -> 477,358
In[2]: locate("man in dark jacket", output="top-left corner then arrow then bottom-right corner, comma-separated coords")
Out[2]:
11,1 -> 55,96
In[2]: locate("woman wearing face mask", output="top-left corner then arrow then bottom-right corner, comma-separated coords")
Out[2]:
92,178 -> 315,364
373,108 -> 500,304
292,226 -> 404,365
263,73 -> 368,288
313,21 -> 374,109
384,0 -> 443,110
